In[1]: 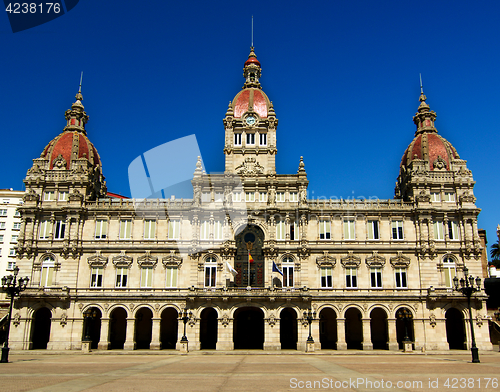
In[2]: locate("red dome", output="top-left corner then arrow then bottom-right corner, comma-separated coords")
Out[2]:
41,130 -> 101,170
244,56 -> 261,67
233,88 -> 270,118
401,132 -> 459,171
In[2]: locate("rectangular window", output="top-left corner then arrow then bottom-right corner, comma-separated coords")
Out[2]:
95,219 -> 108,239
276,220 -> 285,240
90,267 -> 103,288
12,222 -> 21,230
0,235 -> 3,242
283,264 -> 294,287
344,219 -> 355,240
259,192 -> 267,202
201,192 -> 211,203
43,191 -> 55,201
433,221 -> 444,240
246,133 -> 255,145
166,267 -> 178,288
443,258 -> 456,288
259,133 -> 267,146
9,248 -> 16,256
115,267 -> 128,288
11,235 -> 18,243
370,268 -> 382,288
431,192 -> 441,202
39,220 -> 50,239
234,133 -> 242,146
289,192 -> 298,202
205,264 -> 216,287
245,192 -> 255,202
140,267 -> 153,288
214,192 -> 224,202
0,222 -> 5,229
0,209 -> 7,217
289,221 -> 299,241
448,221 -> 459,240
200,221 -> 210,240
346,268 -> 357,288
41,264 -> 54,287
144,219 -> 156,240
54,220 -> 66,240
119,219 -> 132,239
232,192 -> 241,202
319,220 -> 331,240
321,267 -> 333,288
444,192 -> 455,202
58,191 -> 68,201
14,210 -> 20,217
7,261 -> 15,270
395,268 -> 407,288
276,192 -> 285,202
367,220 -> 379,240
392,220 -> 404,240
168,219 -> 180,240
214,221 -> 223,241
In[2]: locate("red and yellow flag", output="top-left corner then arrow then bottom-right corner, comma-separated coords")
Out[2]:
248,251 -> 254,263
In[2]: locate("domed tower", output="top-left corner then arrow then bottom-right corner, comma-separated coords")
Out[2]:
223,47 -> 278,175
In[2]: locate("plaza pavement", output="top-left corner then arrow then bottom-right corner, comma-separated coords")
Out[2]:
1,350 -> 500,392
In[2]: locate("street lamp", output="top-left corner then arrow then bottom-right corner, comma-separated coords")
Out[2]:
1,266 -> 29,363
180,308 -> 192,344
453,266 -> 481,363
303,309 -> 316,343
82,308 -> 98,343
396,308 -> 413,344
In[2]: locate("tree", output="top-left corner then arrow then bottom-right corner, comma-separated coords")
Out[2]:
491,241 -> 500,268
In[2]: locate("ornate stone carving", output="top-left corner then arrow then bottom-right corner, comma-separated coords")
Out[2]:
267,312 -> 277,327
316,251 -> 336,268
476,314 -> 483,327
220,312 -> 230,327
235,157 -> 264,177
112,251 -> 133,267
429,313 -> 436,328
220,241 -> 236,259
366,252 -> 386,267
162,250 -> 183,268
297,240 -> 310,260
52,154 -> 67,169
390,252 -> 411,267
12,312 -> 20,327
137,251 -> 158,267
87,251 -> 108,267
433,155 -> 447,170
60,312 -> 68,327
340,251 -> 361,267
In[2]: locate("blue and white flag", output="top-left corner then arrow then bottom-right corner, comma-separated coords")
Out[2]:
272,260 -> 283,276
226,261 -> 238,277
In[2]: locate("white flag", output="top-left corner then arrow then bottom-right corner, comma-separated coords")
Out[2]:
226,261 -> 238,277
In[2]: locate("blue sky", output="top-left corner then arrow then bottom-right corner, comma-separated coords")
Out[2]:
1,1 -> 498,256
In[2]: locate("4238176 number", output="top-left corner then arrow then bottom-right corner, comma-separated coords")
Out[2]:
5,3 -> 61,13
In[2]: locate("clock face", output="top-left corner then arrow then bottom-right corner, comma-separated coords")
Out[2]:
245,115 -> 256,125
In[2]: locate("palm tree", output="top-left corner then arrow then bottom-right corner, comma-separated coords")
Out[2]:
491,241 -> 500,268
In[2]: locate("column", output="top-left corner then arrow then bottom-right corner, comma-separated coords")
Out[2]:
216,317 -> 234,351
98,317 -> 110,350
263,316 -> 280,351
336,318 -> 347,350
387,318 -> 398,351
124,317 -> 135,350
413,318 -> 425,351
362,318 -> 373,350
150,317 -> 161,350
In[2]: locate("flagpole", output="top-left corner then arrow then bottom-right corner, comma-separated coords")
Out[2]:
248,251 -> 250,287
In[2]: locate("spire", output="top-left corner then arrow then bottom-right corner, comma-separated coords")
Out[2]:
243,47 -> 262,89
64,73 -> 89,134
413,76 -> 437,136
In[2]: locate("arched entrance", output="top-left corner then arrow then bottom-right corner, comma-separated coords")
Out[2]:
31,307 -> 51,349
370,308 -> 388,350
160,308 -> 178,350
345,308 -> 362,350
200,308 -> 218,349
83,307 -> 102,350
109,307 -> 127,349
135,307 -> 153,349
319,308 -> 337,349
234,225 -> 265,287
280,308 -> 297,350
446,308 -> 465,350
233,307 -> 264,349
396,307 -> 414,349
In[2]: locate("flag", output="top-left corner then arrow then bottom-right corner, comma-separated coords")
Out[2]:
226,261 -> 238,277
248,251 -> 254,263
272,260 -> 283,276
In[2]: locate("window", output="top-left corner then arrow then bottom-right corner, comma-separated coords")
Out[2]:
433,221 -> 444,240
11,235 -> 18,243
39,220 -> 50,239
0,235 -> 3,242
321,267 -> 333,288
289,192 -> 298,202
431,192 -> 441,202
319,220 -> 331,240
90,267 -> 103,288
282,258 -> 294,287
0,222 -> 6,229
444,192 -> 455,202
12,222 -> 21,230
344,219 -> 355,240
276,192 -> 285,202
200,221 -> 210,240
214,221 -> 223,241
14,210 -> 20,216
54,220 -> 66,240
115,267 -> 128,288
43,191 -> 55,201
259,133 -> 267,146
245,192 -> 255,202
40,257 -> 55,287
58,191 -> 68,201
370,267 -> 382,288
448,221 -> 459,240
214,192 -> 224,202
259,192 -> 267,202
140,267 -> 153,288
9,248 -> 16,256
442,257 -> 456,288
246,133 -> 255,145
346,268 -> 357,288
7,261 -> 15,270
395,268 -> 407,288
232,192 -> 241,202
391,220 -> 404,240
367,220 -> 379,240
166,267 -> 178,288
289,221 -> 299,241
144,219 -> 156,240
168,219 -> 180,240
119,219 -> 132,239
0,209 -> 7,217
204,257 -> 217,287
276,220 -> 285,240
234,133 -> 242,146
95,219 -> 108,239
201,192 -> 211,203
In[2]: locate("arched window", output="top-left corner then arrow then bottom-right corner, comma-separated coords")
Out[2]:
443,256 -> 456,288
40,256 -> 55,287
205,256 -> 217,287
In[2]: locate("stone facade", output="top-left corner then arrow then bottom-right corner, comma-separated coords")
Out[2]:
7,48 -> 491,352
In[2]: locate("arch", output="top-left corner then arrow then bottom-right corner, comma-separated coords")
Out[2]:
135,307 -> 153,349
370,307 -> 388,350
160,307 -> 178,350
200,307 -> 218,349
82,306 -> 102,350
395,307 -> 415,350
234,224 -> 265,287
31,307 -> 51,349
233,307 -> 264,349
344,307 -> 362,350
280,307 -> 297,350
109,307 -> 127,349
446,307 -> 466,350
319,307 -> 337,349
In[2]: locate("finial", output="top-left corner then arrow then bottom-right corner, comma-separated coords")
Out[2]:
251,15 -> 254,48
419,73 -> 423,95
79,71 -> 83,93
298,156 -> 306,173
75,72 -> 83,101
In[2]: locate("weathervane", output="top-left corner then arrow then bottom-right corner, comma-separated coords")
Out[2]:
79,71 -> 83,94
251,15 -> 254,47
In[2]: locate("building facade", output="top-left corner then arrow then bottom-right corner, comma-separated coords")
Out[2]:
8,48 -> 491,352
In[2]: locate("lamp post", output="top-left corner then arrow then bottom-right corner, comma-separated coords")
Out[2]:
453,266 -> 481,363
303,309 -> 316,343
1,266 -> 29,363
180,308 -> 192,344
82,308 -> 98,343
396,308 -> 413,343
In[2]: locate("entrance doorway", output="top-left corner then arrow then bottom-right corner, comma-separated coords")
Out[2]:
200,308 -> 218,349
446,308 -> 465,349
280,308 -> 297,349
31,307 -> 51,349
83,307 -> 102,350
319,308 -> 337,349
135,307 -> 153,349
160,308 -> 178,350
370,308 -> 388,350
233,307 -> 264,349
345,308 -> 362,349
109,307 -> 127,349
